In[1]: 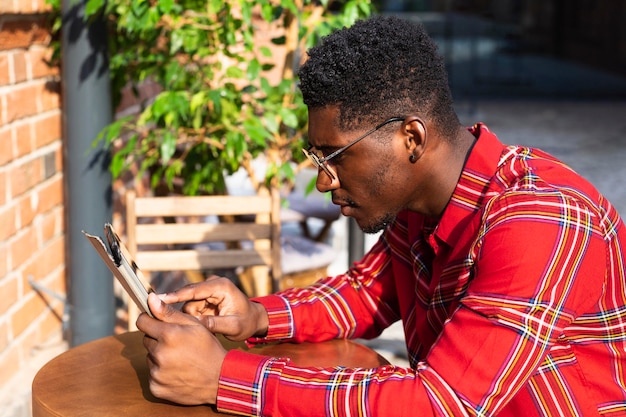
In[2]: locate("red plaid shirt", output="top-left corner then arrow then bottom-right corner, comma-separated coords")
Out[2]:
217,124 -> 626,416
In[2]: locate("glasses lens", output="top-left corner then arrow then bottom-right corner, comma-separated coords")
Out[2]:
302,148 -> 320,167
302,148 -> 335,179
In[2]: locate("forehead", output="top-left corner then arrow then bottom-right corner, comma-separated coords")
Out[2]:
307,106 -> 345,148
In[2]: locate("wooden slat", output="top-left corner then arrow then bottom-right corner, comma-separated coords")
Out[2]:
134,223 -> 272,244
126,190 -> 137,255
135,249 -> 273,271
134,195 -> 272,217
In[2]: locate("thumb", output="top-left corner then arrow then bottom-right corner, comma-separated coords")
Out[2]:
148,292 -> 197,326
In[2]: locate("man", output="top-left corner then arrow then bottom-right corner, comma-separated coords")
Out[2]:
137,15 -> 626,416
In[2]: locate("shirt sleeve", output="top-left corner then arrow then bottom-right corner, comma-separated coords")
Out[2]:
248,233 -> 403,345
217,348 -> 429,417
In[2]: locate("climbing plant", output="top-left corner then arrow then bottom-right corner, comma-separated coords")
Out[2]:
47,0 -> 373,195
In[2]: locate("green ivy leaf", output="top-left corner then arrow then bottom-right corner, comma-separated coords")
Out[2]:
182,28 -> 200,53
259,77 -> 272,94
110,133 -> 137,178
305,176 -> 318,194
279,108 -> 298,128
244,119 -> 272,145
278,161 -> 295,183
110,153 -> 125,179
263,114 -> 279,134
247,58 -> 261,81
241,1 -> 253,23
260,3 -> 274,22
207,0 -> 223,15
358,1 -> 372,15
85,0 -> 104,17
192,108 -> 203,130
280,0 -> 298,15
342,1 -> 358,25
225,65 -> 245,79
150,94 -> 167,118
157,0 -> 174,14
170,29 -> 184,54
160,131 -> 177,164
259,46 -> 273,57
208,90 -> 222,115
164,159 -> 182,187
95,117 -> 127,146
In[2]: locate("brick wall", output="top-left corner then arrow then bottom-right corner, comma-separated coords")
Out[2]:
0,0 -> 66,412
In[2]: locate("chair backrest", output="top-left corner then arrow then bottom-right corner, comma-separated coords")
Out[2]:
125,188 -> 282,295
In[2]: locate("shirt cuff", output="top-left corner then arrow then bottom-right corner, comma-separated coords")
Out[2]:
216,349 -> 289,416
246,294 -> 294,345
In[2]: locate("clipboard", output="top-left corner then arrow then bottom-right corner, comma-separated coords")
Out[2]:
83,223 -> 154,318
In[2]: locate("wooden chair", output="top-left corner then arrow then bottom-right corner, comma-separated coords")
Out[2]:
123,186 -> 339,330
124,188 -> 283,328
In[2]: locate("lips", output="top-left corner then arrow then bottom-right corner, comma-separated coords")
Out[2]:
340,205 -> 353,216
333,198 -> 357,216
333,199 -> 352,208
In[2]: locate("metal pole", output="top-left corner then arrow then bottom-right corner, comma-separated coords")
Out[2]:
347,218 -> 365,266
61,0 -> 115,346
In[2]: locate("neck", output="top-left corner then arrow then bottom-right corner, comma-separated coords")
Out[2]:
415,126 -> 477,218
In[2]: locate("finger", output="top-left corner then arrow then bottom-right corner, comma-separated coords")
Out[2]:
147,292 -> 199,327
136,312 -> 160,337
142,333 -> 157,351
144,350 -> 157,377
196,315 -> 245,339
182,300 -> 215,316
159,277 -> 226,304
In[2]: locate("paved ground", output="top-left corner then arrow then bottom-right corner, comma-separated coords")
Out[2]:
461,99 -> 626,215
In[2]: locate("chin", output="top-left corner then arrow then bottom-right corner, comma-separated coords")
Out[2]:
359,213 -> 397,234
361,225 -> 386,234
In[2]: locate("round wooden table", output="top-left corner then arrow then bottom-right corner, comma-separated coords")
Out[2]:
32,331 -> 388,416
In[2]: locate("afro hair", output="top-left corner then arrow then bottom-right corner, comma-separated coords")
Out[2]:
298,15 -> 459,138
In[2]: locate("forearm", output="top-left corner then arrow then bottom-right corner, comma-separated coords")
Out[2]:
217,349 -> 436,417
249,274 -> 399,345
248,236 -> 400,345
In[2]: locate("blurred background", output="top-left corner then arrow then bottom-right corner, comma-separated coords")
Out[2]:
1,0 -> 625,415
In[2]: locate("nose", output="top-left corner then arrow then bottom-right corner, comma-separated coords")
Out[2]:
315,167 -> 340,193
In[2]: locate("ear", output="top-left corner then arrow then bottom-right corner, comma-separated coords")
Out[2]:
402,116 -> 427,161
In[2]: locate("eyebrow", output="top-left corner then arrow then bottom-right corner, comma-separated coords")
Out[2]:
309,144 -> 343,156
315,143 -> 337,151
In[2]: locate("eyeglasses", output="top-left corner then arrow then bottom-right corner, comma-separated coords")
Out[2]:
302,116 -> 405,180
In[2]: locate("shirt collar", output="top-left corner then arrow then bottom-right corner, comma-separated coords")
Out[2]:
433,123 -> 506,247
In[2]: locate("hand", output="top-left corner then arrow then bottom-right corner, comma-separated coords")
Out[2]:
136,292 -> 226,405
158,275 -> 269,341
